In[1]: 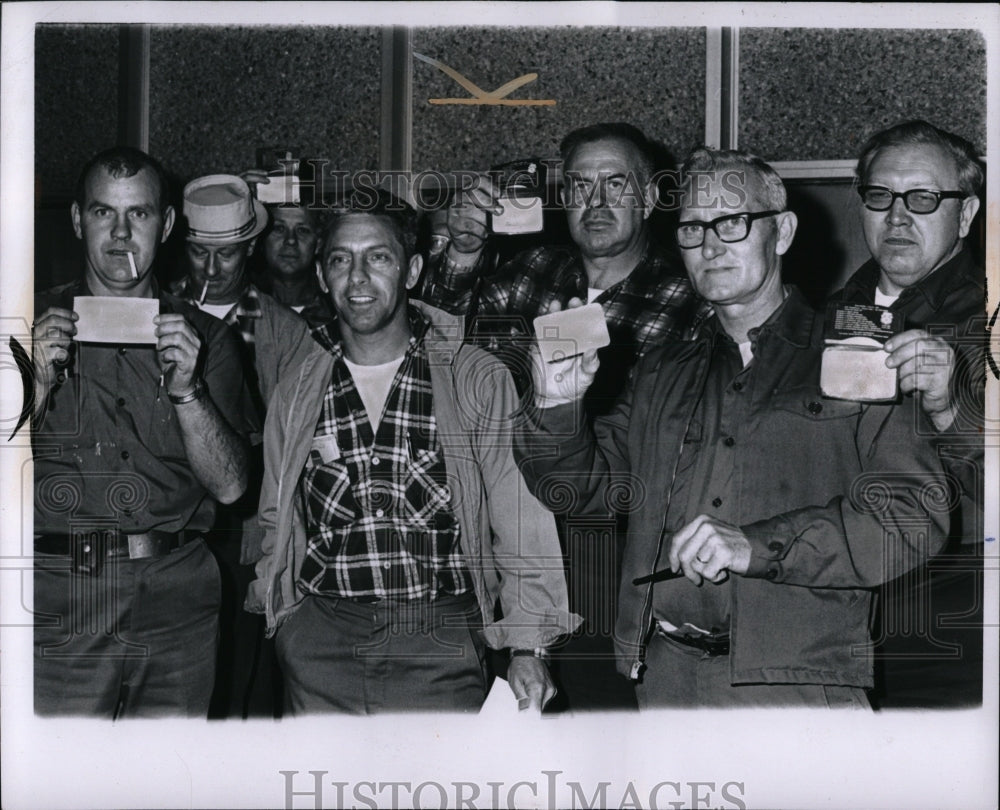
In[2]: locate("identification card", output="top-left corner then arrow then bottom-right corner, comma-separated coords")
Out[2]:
533,303 -> 611,364
820,302 -> 903,402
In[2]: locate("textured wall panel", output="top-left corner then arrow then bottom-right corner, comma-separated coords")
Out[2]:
739,29 -> 986,161
35,24 -> 120,198
411,27 -> 706,173
148,25 -> 381,182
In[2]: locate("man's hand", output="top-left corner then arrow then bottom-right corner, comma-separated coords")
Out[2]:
239,168 -> 271,189
447,174 -> 501,259
668,515 -> 752,585
530,298 -> 600,408
154,313 -> 202,396
884,329 -> 956,431
32,307 -> 77,415
507,654 -> 556,712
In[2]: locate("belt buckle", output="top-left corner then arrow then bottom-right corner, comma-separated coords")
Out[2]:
701,634 -> 730,657
71,528 -> 110,577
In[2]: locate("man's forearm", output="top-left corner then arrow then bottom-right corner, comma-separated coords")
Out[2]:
173,384 -> 248,504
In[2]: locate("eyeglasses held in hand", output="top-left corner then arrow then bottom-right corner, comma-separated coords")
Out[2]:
857,185 -> 966,214
676,210 -> 779,249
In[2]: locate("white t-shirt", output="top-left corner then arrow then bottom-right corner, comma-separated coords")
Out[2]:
874,287 -> 900,308
587,287 -> 605,304
198,301 -> 235,320
343,355 -> 406,430
738,341 -> 754,367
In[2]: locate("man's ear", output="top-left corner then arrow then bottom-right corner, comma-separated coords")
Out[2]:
70,201 -> 83,240
774,210 -> 798,257
315,259 -> 329,294
245,236 -> 257,257
958,195 -> 980,239
642,179 -> 659,221
161,205 -> 176,242
405,254 -> 424,290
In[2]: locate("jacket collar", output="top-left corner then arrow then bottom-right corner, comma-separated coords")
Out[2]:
843,247 -> 979,314
699,286 -> 813,349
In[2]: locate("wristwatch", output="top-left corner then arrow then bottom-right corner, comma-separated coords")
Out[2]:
510,647 -> 550,662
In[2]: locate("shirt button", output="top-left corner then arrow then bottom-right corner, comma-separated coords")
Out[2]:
83,543 -> 91,553
375,508 -> 385,517
121,450 -> 130,460
732,381 -> 743,391
765,567 -> 779,580
118,347 -> 127,356
768,541 -> 783,553
723,436 -> 735,447
383,562 -> 391,569
371,456 -> 380,466
808,401 -> 823,414
711,497 -> 723,507
117,397 -> 126,407
56,372 -> 66,384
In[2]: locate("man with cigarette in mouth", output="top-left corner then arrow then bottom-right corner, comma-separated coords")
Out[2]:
29,146 -> 251,716
175,173 -> 315,717
246,189 -> 577,714
831,121 -> 986,707
514,148 -> 949,707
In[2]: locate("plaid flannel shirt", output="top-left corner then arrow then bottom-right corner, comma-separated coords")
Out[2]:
297,309 -> 472,600
421,241 -> 711,409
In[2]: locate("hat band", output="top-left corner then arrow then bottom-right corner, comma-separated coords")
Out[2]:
187,213 -> 258,242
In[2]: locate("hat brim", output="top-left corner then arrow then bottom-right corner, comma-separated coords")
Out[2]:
186,198 -> 269,245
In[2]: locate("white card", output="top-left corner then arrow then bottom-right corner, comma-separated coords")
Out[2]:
820,343 -> 897,402
533,303 -> 611,364
73,296 -> 159,344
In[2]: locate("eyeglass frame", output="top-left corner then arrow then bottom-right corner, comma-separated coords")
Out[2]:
675,210 -> 780,249
857,185 -> 967,214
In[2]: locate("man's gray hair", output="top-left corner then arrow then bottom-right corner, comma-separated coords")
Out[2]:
855,120 -> 984,198
680,148 -> 787,212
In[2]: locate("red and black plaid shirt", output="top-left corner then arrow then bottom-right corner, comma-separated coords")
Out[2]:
297,308 -> 472,600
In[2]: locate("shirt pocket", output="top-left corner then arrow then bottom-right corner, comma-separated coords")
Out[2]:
771,387 -> 863,422
302,453 -> 358,528
402,445 -> 454,529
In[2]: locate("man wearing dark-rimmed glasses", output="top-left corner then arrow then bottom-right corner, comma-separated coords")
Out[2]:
513,147 -> 949,707
831,120 -> 986,708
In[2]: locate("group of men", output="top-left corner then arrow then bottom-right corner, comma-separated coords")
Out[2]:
27,117 -> 985,717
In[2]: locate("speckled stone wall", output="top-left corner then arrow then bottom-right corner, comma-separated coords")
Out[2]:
147,26 -> 381,182
411,27 -> 706,172
35,24 -> 120,197
739,29 -> 986,161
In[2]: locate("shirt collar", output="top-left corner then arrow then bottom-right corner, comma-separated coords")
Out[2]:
846,247 -> 978,314
699,286 -> 813,349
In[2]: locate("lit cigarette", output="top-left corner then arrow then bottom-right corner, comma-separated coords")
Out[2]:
197,281 -> 209,306
126,251 -> 138,280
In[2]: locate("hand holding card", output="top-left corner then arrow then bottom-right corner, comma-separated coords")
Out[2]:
73,297 -> 159,344
530,301 -> 607,407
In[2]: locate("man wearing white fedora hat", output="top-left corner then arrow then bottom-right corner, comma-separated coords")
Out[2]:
29,147 -> 251,717
176,173 -> 315,717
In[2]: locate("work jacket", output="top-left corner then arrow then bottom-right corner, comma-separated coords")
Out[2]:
245,301 -> 579,650
515,289 -> 948,686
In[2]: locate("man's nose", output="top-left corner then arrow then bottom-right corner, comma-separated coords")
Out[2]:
700,229 -> 726,260
283,229 -> 296,246
886,196 -> 911,226
349,256 -> 369,283
111,214 -> 131,241
204,254 -> 220,277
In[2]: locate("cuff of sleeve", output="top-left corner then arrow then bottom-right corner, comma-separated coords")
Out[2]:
481,610 -> 582,651
741,516 -> 794,581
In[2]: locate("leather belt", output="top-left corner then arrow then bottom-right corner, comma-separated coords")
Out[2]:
35,529 -> 189,575
660,629 -> 730,657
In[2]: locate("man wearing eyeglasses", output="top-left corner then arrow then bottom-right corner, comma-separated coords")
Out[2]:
833,120 -> 986,708
513,148 -> 948,707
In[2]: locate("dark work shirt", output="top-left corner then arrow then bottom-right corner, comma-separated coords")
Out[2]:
33,280 -> 251,535
652,320 -> 763,631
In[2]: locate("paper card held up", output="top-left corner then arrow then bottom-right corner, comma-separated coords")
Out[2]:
73,296 -> 159,344
533,303 -> 610,364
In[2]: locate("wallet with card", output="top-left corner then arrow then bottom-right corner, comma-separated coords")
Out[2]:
490,158 -> 546,235
820,302 -> 903,402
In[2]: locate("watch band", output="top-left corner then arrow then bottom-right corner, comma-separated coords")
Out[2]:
510,647 -> 550,661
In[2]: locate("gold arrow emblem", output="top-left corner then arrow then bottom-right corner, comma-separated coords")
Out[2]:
414,52 -> 556,106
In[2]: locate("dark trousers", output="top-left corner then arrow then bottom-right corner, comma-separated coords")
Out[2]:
34,539 -> 219,718
635,630 -> 870,709
275,593 -> 488,715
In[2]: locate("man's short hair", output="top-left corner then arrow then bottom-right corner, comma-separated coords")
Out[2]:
559,122 -> 657,184
680,147 -> 787,213
855,120 -> 984,198
320,188 -> 418,261
74,146 -> 172,212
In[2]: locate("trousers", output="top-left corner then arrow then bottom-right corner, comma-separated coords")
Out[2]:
275,592 -> 488,714
34,539 -> 220,718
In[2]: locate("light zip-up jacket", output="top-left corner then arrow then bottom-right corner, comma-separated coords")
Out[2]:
245,301 -> 580,650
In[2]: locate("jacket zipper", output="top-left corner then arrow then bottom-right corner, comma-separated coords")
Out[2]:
630,339 -> 713,679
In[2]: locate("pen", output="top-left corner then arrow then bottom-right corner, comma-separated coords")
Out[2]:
632,568 -> 684,586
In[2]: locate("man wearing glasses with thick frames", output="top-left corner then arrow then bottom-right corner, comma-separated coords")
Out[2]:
514,148 -> 948,707
833,121 -> 986,708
